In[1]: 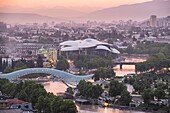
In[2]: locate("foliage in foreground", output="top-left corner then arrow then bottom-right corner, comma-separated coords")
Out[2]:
0,78 -> 77,113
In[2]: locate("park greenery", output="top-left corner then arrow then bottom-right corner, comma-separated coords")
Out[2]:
70,54 -> 113,69
0,55 -> 44,73
135,44 -> 170,73
108,80 -> 132,106
77,80 -> 104,99
56,59 -> 69,71
77,80 -> 132,106
123,41 -> 170,55
0,78 -> 77,113
109,80 -> 126,97
124,72 -> 170,111
93,67 -> 116,81
121,42 -> 170,111
66,87 -> 74,94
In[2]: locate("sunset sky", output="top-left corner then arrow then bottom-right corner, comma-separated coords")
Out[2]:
0,0 -> 151,8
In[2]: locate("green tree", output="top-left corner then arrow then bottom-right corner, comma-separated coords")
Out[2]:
56,60 -> 69,71
16,90 -> 29,102
44,98 -> 50,112
66,87 -> 74,94
1,82 -> 16,96
0,78 -> 78,113
109,80 -> 126,97
133,81 -> 150,93
51,97 -> 64,113
14,61 -> 27,71
77,80 -> 103,99
60,100 -> 78,113
0,78 -> 9,91
105,67 -> 116,78
26,60 -> 35,68
142,88 -> 154,105
36,96 -> 51,113
156,83 -> 167,90
90,85 -> 103,99
119,90 -> 132,106
154,88 -> 166,101
3,66 -> 13,73
36,96 -> 45,113
93,67 -> 115,81
93,67 -> 106,81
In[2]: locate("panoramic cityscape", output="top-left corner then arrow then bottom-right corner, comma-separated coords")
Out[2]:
0,0 -> 170,113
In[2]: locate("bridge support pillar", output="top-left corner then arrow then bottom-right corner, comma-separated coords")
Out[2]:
120,64 -> 123,70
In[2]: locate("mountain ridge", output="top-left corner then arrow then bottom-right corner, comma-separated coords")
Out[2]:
0,13 -> 64,24
84,0 -> 170,21
0,0 -> 169,23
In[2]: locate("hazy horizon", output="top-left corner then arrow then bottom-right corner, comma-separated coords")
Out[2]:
0,0 -> 151,13
0,0 -> 169,23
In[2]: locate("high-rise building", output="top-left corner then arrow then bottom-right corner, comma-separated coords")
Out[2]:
150,15 -> 157,27
0,22 -> 7,32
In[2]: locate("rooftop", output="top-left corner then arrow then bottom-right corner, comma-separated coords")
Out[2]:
60,38 -> 120,54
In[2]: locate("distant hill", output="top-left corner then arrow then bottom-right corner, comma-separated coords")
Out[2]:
0,6 -> 85,19
0,0 -> 169,23
35,7 -> 85,18
84,0 -> 170,21
0,13 -> 64,24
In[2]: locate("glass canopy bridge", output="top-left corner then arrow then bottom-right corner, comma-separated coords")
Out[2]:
0,68 -> 93,85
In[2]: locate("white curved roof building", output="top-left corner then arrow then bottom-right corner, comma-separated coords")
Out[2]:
59,38 -> 120,54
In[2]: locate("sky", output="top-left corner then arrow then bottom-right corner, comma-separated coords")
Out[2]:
0,0 -> 151,9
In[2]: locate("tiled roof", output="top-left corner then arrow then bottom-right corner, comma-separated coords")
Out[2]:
7,99 -> 28,105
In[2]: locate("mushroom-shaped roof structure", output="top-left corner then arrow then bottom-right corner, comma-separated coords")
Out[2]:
95,45 -> 111,51
111,48 -> 120,54
61,46 -> 79,51
60,38 -> 120,54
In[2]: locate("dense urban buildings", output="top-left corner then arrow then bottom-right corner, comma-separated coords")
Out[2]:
0,14 -> 170,113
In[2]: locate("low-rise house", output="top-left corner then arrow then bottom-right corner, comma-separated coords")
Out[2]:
7,99 -> 33,112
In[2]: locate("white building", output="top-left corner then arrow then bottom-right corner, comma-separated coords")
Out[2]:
59,38 -> 120,57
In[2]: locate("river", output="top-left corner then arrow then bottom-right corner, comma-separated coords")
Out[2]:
43,57 -> 147,113
43,81 -> 146,113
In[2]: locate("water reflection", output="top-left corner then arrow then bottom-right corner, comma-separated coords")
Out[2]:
114,57 -> 146,76
77,104 -> 146,113
114,65 -> 135,76
43,57 -> 147,113
42,81 -> 68,96
43,82 -> 145,113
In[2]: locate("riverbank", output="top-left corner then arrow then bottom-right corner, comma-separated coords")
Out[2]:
77,104 -> 148,113
43,81 -> 148,113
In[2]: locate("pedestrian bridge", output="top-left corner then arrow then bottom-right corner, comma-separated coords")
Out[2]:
0,68 -> 93,84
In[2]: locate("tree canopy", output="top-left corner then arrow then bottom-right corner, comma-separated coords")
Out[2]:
77,80 -> 104,99
56,59 -> 69,71
0,78 -> 78,113
109,80 -> 127,97
14,61 -> 27,71
93,67 -> 115,81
